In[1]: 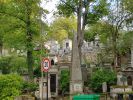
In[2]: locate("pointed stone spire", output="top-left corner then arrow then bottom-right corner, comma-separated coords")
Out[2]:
70,32 -> 83,94
131,43 -> 133,67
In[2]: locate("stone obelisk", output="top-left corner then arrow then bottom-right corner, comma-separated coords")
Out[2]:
131,43 -> 133,67
70,32 -> 83,95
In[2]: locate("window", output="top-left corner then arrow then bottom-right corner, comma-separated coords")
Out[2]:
51,59 -> 54,65
66,42 -> 69,48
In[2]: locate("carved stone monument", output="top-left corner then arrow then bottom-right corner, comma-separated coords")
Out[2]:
39,77 -> 51,99
131,44 -> 133,68
70,33 -> 83,94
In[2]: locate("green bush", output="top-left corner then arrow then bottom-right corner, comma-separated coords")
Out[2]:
0,56 -> 27,74
60,70 -> 70,95
90,69 -> 117,93
0,56 -> 12,74
22,81 -> 38,93
0,74 -> 38,99
0,74 -> 23,100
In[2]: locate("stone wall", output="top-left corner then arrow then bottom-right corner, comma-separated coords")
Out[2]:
110,86 -> 132,98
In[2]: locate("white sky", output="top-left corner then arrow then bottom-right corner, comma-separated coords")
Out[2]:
41,0 -> 59,24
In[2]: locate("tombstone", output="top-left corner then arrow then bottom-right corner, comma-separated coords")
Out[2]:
39,77 -> 51,99
122,67 -> 133,86
102,82 -> 107,93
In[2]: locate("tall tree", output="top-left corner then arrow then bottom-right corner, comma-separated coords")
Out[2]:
105,0 -> 133,70
58,0 -> 108,62
0,0 -> 46,79
122,0 -> 133,67
57,0 -> 109,94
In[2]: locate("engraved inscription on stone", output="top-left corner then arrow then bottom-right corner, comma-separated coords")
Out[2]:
74,84 -> 82,91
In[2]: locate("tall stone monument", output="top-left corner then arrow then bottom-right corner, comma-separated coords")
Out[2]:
131,43 -> 133,68
70,32 -> 83,94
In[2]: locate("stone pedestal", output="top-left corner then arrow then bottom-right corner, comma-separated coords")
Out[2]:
70,81 -> 83,94
39,77 -> 51,99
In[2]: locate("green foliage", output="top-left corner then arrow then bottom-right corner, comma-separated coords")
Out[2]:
0,56 -> 12,74
0,74 -> 23,100
33,48 -> 48,77
57,0 -> 109,24
84,21 -> 133,64
84,23 -> 102,42
0,55 -> 27,74
0,74 -> 38,99
60,70 -> 70,94
22,81 -> 38,93
48,17 -> 77,42
122,31 -> 133,48
33,67 -> 41,77
123,0 -> 133,13
0,0 -> 48,79
122,0 -> 133,26
90,68 -> 116,92
84,30 -> 96,42
84,22 -> 112,43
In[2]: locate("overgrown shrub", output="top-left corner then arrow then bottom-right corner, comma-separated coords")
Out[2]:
0,74 -> 38,99
0,56 -> 27,74
22,81 -> 38,93
60,70 -> 70,95
0,74 -> 23,100
90,68 -> 117,93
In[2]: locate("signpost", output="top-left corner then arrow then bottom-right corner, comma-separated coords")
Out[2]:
42,58 -> 51,72
42,58 -> 51,100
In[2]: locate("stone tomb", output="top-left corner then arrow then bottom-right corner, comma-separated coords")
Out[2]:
49,67 -> 58,97
122,67 -> 133,86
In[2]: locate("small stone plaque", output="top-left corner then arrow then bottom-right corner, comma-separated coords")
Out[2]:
74,83 -> 82,91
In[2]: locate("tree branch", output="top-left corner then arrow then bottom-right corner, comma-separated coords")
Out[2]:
60,0 -> 77,13
0,11 -> 26,23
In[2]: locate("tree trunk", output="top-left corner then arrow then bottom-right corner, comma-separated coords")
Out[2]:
77,0 -> 82,64
25,1 -> 33,80
112,32 -> 118,72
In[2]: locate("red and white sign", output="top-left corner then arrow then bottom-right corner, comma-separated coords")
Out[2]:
41,58 -> 51,72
